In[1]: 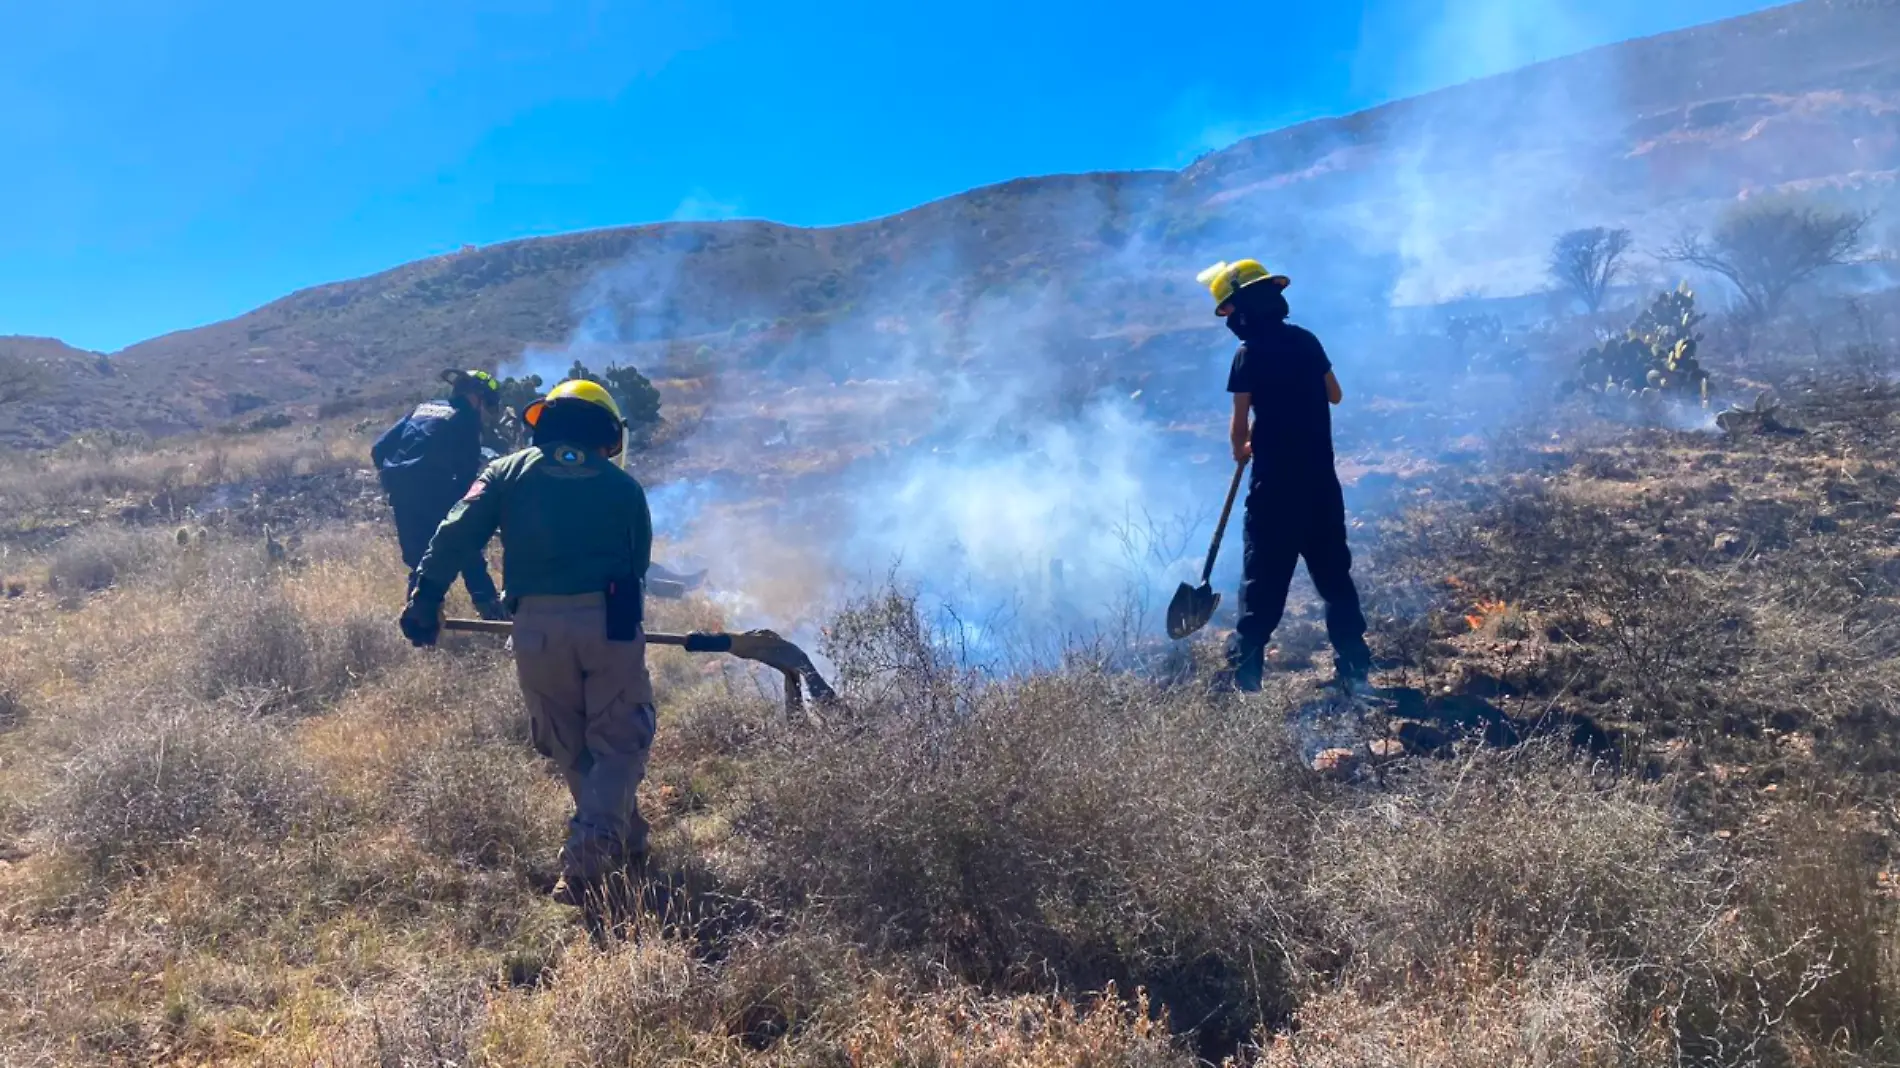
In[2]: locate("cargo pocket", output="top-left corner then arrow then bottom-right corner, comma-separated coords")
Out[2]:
524,689 -> 583,766
511,627 -> 561,760
527,713 -> 555,760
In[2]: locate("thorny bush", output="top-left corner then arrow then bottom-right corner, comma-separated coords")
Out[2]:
43,700 -> 329,879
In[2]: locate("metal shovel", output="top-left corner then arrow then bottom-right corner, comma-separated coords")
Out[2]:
1166,459 -> 1248,640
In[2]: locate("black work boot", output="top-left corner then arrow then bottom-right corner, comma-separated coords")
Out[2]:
553,836 -> 623,907
551,872 -> 586,907
1224,636 -> 1267,693
1333,645 -> 1373,693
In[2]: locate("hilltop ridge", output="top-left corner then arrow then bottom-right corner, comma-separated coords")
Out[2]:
2,0 -> 1895,448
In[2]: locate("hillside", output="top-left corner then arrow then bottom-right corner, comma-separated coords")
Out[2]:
2,0 -> 1897,450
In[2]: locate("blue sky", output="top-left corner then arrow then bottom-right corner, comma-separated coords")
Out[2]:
1,0 -> 1781,352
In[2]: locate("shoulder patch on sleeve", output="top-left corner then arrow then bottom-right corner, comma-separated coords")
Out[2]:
462,480 -> 488,502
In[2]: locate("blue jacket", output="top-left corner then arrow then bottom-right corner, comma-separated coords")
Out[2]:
371,396 -> 484,500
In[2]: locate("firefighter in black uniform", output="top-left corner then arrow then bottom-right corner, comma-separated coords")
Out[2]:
1197,260 -> 1372,692
372,369 -> 507,620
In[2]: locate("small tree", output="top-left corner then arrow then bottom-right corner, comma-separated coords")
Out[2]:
1662,199 -> 1872,320
491,361 -> 664,451
1549,227 -> 1633,314
494,373 -> 543,419
565,360 -> 663,449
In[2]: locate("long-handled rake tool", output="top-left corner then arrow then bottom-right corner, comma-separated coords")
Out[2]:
1166,459 -> 1248,640
443,619 -> 838,723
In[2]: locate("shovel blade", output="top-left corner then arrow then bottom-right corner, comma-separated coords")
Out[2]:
1166,582 -> 1220,640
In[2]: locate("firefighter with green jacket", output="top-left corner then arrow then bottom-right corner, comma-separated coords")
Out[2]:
399,378 -> 655,906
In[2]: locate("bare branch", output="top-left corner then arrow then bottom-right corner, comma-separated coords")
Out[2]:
1661,200 -> 1873,319
1549,227 -> 1633,314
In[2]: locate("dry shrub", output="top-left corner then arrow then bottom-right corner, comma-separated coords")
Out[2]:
191,576 -> 402,712
45,525 -> 166,594
193,579 -> 319,706
1301,757 -> 1897,1063
483,931 -> 1190,1067
375,647 -> 528,746
658,686 -> 775,766
363,972 -> 490,1068
1261,957 -> 1630,1068
1307,754 -> 1715,983
487,937 -> 707,1064
1743,555 -> 1900,772
823,984 -> 1188,1068
0,424 -> 368,516
41,701 -> 327,877
1567,558 -> 1749,726
0,926 -> 176,1065
388,739 -> 558,870
1740,807 -> 1896,1061
295,525 -> 389,565
753,657 -> 1314,1052
319,611 -> 409,700
819,586 -> 963,714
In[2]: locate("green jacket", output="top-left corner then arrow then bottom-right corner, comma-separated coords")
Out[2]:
416,442 -> 652,600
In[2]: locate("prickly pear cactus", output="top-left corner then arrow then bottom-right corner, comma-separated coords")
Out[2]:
1574,284 -> 1714,404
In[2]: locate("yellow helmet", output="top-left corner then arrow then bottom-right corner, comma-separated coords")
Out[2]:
1195,259 -> 1290,312
522,379 -> 627,459
523,378 -> 624,427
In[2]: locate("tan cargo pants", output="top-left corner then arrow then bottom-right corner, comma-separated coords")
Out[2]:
510,593 -> 657,882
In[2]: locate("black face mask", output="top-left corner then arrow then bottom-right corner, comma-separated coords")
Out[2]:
1226,285 -> 1291,338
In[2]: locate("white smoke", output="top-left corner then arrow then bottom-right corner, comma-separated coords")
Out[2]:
504,1 -> 1838,660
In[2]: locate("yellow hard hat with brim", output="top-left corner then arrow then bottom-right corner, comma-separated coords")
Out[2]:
521,378 -> 625,428
1196,259 -> 1290,312
522,379 -> 628,459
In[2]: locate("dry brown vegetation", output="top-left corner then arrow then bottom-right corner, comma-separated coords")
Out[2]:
4,359 -> 1900,1065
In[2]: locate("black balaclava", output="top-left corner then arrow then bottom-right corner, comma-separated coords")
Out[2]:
1225,282 -> 1291,341
531,399 -> 622,454
451,387 -> 487,416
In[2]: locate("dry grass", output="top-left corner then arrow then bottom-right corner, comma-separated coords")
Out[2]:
1,384 -> 1898,1065
0,423 -> 370,521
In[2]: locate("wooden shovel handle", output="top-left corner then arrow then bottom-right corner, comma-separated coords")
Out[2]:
441,618 -> 692,648
1201,460 -> 1248,584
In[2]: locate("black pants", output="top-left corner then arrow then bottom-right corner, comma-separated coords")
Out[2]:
391,491 -> 499,604
1232,476 -> 1370,671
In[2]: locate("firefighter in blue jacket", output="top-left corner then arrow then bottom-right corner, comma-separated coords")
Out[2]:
372,369 -> 507,620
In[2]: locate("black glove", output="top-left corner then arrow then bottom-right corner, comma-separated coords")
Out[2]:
400,575 -> 449,647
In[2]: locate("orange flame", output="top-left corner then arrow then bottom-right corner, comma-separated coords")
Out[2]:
1467,598 -> 1509,631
